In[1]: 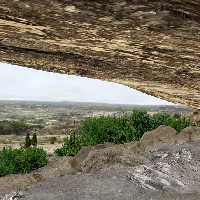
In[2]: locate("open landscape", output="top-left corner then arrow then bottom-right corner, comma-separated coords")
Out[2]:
0,0 -> 199,199
0,100 -> 192,154
0,101 -> 199,199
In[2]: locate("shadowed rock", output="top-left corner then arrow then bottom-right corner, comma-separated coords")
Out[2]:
176,126 -> 200,144
141,125 -> 177,151
192,110 -> 200,125
0,0 -> 199,108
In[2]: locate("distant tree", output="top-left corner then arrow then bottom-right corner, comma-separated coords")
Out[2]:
174,113 -> 181,119
50,136 -> 57,144
32,133 -> 38,147
25,133 -> 31,148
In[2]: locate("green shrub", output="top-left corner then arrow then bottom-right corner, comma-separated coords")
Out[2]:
55,110 -> 194,157
25,133 -> 32,148
0,147 -> 48,177
129,110 -> 154,140
79,116 -> 137,145
55,134 -> 82,156
49,136 -> 57,144
32,133 -> 38,147
152,112 -> 192,132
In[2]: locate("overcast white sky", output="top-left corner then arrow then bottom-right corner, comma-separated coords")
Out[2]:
0,63 -> 173,105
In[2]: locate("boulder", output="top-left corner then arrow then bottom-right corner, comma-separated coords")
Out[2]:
70,142 -> 145,173
175,127 -> 200,144
192,110 -> 200,125
141,125 -> 177,151
70,143 -> 114,171
0,0 -> 200,108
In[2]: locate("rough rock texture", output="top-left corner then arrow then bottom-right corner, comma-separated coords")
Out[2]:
0,0 -> 199,108
141,125 -> 177,150
192,109 -> 200,124
1,126 -> 200,200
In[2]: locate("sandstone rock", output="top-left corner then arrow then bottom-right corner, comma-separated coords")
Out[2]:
176,127 -> 200,144
70,146 -> 92,171
70,142 -> 145,173
70,143 -> 114,172
6,140 -> 200,200
0,0 -> 199,108
192,110 -> 200,125
141,125 -> 177,151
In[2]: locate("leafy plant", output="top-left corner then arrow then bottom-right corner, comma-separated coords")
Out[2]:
49,136 -> 57,144
32,133 -> 38,147
0,147 -> 48,177
25,133 -> 32,148
55,134 -> 82,156
55,110 -> 194,157
151,112 -> 192,132
79,116 -> 137,145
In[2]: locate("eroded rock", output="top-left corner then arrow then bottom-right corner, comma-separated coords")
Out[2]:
141,125 -> 177,151
0,0 -> 199,108
175,126 -> 200,144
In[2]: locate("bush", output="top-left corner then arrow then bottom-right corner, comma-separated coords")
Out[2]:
49,136 -> 57,144
55,110 -> 194,157
25,133 -> 32,148
55,134 -> 82,156
32,133 -> 38,147
152,112 -> 192,132
129,110 -> 154,140
79,116 -> 137,145
0,147 -> 48,177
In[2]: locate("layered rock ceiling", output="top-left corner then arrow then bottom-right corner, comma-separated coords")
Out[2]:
0,0 -> 199,108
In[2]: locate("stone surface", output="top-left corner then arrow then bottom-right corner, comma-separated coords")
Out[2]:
175,126 -> 200,144
192,109 -> 200,124
1,127 -> 200,199
2,141 -> 200,200
0,0 -> 199,108
141,125 -> 177,150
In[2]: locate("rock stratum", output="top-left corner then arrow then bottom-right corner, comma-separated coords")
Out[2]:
0,0 -> 199,108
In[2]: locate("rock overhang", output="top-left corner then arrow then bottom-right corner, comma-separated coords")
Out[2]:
0,0 -> 199,108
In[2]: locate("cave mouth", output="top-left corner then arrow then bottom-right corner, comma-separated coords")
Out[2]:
0,62 -> 174,106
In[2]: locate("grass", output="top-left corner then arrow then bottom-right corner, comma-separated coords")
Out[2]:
55,110 -> 194,156
0,147 -> 48,177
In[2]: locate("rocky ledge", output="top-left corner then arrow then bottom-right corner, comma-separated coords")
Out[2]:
0,0 -> 199,108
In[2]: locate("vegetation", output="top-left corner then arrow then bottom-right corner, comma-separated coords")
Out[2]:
0,147 -> 48,177
50,136 -> 57,144
0,120 -> 43,135
32,133 -> 38,147
55,134 -> 82,156
0,120 -> 29,135
151,112 -> 192,132
55,110 -> 194,157
25,133 -> 32,148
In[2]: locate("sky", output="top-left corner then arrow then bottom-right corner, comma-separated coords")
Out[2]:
0,63 -> 173,105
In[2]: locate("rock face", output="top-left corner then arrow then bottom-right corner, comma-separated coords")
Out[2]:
176,126 -> 200,144
141,125 -> 177,150
1,126 -> 200,199
192,109 -> 200,124
0,0 -> 199,108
